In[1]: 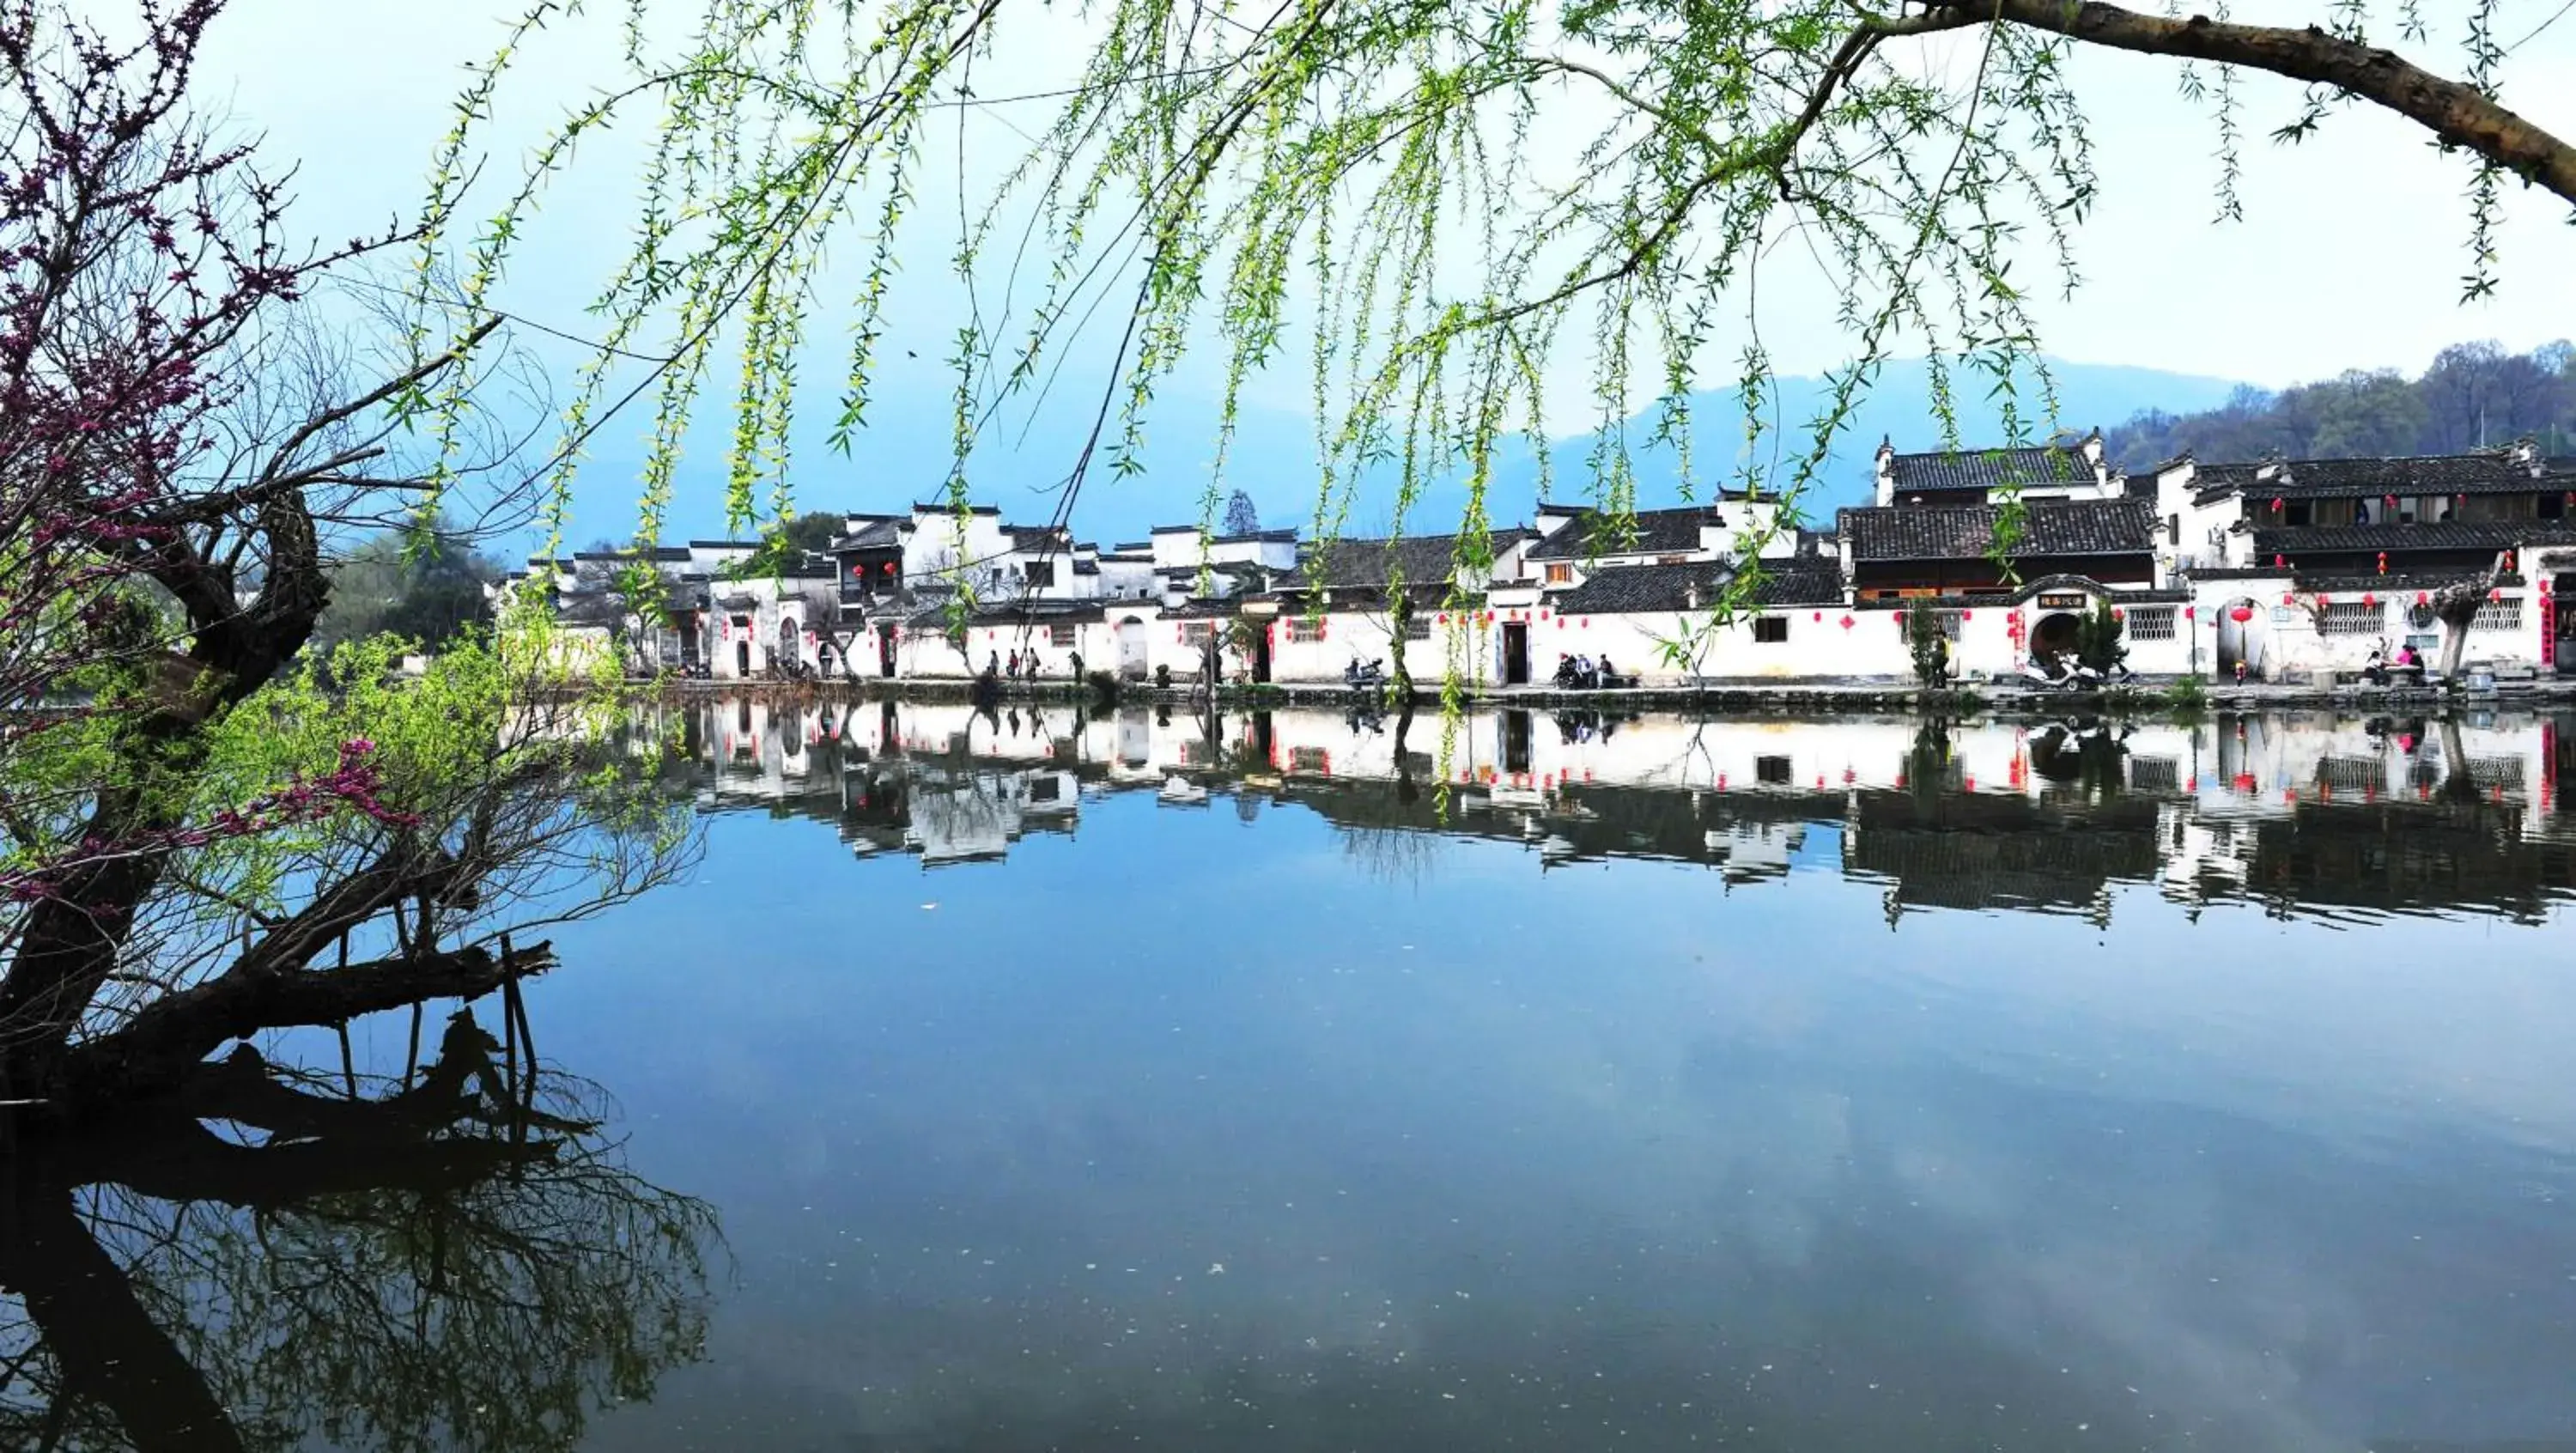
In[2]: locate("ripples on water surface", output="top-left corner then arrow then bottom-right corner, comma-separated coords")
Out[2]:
18,701 -> 2576,1452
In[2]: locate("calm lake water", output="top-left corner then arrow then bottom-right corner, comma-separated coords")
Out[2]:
25,699 -> 2576,1451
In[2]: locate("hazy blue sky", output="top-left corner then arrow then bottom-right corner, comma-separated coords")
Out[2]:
185,0 -> 2576,538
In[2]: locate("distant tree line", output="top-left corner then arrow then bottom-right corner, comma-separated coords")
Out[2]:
306,518 -> 506,661
2106,341 -> 2576,469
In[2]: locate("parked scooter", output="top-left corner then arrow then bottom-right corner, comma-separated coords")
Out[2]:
2017,657 -> 2082,691
1344,657 -> 1388,690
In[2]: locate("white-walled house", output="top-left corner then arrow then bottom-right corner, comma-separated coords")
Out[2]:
2138,441 -> 2576,681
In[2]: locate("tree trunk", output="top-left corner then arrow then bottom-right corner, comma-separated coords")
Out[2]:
1923,1 -> 2576,209
2432,555 -> 2512,682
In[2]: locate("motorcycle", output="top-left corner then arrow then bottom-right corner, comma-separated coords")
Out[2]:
1345,657 -> 1388,690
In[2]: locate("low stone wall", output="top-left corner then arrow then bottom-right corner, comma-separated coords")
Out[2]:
639,672 -> 2576,717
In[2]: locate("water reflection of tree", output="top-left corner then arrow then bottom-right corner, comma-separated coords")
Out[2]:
0,1014 -> 717,1453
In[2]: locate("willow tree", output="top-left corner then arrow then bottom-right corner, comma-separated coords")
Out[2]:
428,0 -> 2574,638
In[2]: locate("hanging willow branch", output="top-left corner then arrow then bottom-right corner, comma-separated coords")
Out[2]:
416,0 -> 2574,660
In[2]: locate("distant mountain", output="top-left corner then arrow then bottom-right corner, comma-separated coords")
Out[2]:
542,356 -> 2245,551
2101,340 -> 2574,471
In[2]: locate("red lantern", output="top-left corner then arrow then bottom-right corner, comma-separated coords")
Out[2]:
2111,606 -> 2124,621
2416,591 -> 2430,605
1812,611 -> 1823,623
1437,611 -> 1449,624
2362,593 -> 2375,608
2229,605 -> 2254,623
883,561 -> 896,575
1960,610 -> 1972,621
2270,496 -> 2283,513
2184,605 -> 2196,620
1839,614 -> 1855,630
2274,555 -> 2287,568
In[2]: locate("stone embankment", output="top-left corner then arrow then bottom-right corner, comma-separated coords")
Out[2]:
641,673 -> 2576,717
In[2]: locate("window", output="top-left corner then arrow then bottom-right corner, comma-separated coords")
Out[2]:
1753,616 -> 1789,644
1755,755 -> 1792,785
1022,561 -> 1055,587
2406,602 -> 2438,631
1181,622 -> 1217,645
2318,600 -> 2383,635
1905,609 -> 1963,642
1403,616 -> 1433,641
1544,562 -> 1573,584
1290,746 -> 1330,772
2282,500 -> 2313,526
2473,597 -> 2524,632
2125,606 -> 2178,641
1029,775 -> 1062,803
1048,623 -> 1076,647
1286,617 -> 1325,642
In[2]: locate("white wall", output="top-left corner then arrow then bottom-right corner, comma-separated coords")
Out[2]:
2186,577 -> 2543,682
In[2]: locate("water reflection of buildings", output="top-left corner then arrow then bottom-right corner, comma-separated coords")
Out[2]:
638,696 -> 2576,921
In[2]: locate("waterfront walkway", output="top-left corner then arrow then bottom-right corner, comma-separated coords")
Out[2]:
652,672 -> 2576,715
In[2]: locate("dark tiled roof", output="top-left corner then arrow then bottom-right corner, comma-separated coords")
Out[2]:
1004,525 -> 1071,547
571,545 -> 692,563
1552,561 -> 1728,616
1213,528 -> 1297,544
686,539 -> 760,550
2250,521 -> 2576,556
1885,444 -> 2096,495
2289,571 -> 2528,594
1842,498 -> 2154,562
2205,448 -> 2567,500
1528,506 -> 1722,561
914,502 -> 999,515
829,519 -> 906,551
1300,530 -> 1537,591
1745,557 -> 1848,606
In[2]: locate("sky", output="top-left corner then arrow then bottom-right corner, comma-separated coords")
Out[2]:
184,0 -> 2576,541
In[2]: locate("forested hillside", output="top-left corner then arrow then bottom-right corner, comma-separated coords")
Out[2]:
2105,343 -> 2576,471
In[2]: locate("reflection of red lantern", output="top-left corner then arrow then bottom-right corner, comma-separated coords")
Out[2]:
1839,614 -> 1855,630
2376,551 -> 2386,575
2229,605 -> 2254,623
